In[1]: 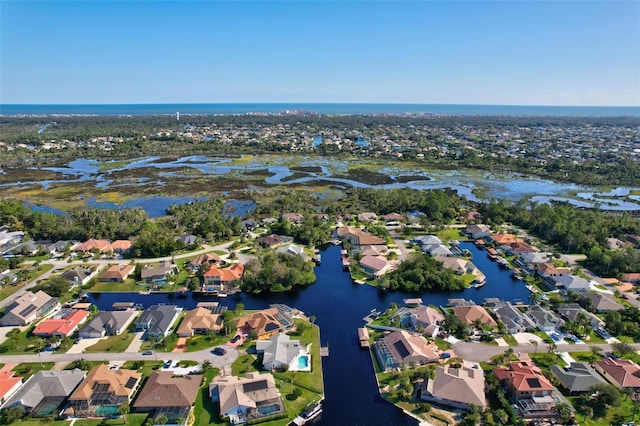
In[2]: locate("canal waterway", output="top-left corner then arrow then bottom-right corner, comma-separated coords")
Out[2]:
88,242 -> 530,425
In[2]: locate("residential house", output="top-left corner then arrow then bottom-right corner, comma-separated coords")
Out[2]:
551,275 -> 591,292
357,212 -> 378,223
0,365 -> 23,406
45,240 -> 71,256
595,357 -> 640,390
421,361 -> 487,410
622,273 -> 640,284
580,292 -> 624,312
209,372 -> 284,425
74,239 -> 111,253
383,212 -> 404,222
140,261 -> 175,285
491,233 -> 522,245
516,252 -> 550,273
505,241 -> 538,255
412,235 -> 443,247
202,263 -> 245,292
373,330 -> 440,370
493,361 -> 557,419
410,305 -> 445,337
0,227 -> 24,252
187,253 -> 223,271
276,243 -> 307,259
281,213 -> 304,224
255,332 -> 304,371
460,211 -> 483,222
132,371 -> 202,423
550,362 -> 606,394
32,309 -> 89,338
176,307 -> 223,337
359,255 -> 390,278
464,224 -> 491,240
97,264 -> 135,282
0,270 -> 18,285
422,244 -> 452,257
3,369 -> 85,417
174,234 -> 198,247
337,226 -> 384,246
78,311 -> 138,339
234,308 -> 284,340
525,305 -> 564,332
358,244 -> 388,256
493,302 -> 536,334
0,290 -> 59,326
556,304 -> 604,328
536,263 -> 572,285
106,239 -> 132,254
61,267 -> 94,287
134,305 -> 182,339
67,365 -> 141,418
452,305 -> 498,328
256,234 -> 293,248
435,256 -> 478,275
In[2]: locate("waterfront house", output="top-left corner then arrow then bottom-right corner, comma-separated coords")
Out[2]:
78,310 -> 138,338
525,305 -> 564,332
493,361 -> 557,419
421,362 -> 487,410
505,241 -> 538,254
132,371 -> 202,423
434,256 -> 478,275
359,255 -> 390,278
97,264 -> 135,282
140,261 -> 175,285
0,290 -> 59,326
0,365 -> 23,406
580,292 -> 623,312
452,305 -> 498,328
281,212 -> 304,224
234,308 -> 284,340
373,330 -> 440,370
337,226 -> 384,246
67,364 -> 141,418
550,362 -> 606,394
255,332 -> 304,371
32,309 -> 89,338
422,244 -> 453,257
134,305 -> 181,339
464,224 -> 491,240
202,263 -> 244,292
412,235 -> 443,247
490,233 -> 522,245
276,243 -> 307,259
410,305 -> 445,337
176,307 -> 223,337
3,369 -> 85,417
492,302 -> 536,334
595,357 -> 640,390
61,267 -> 94,287
257,234 -> 293,248
209,372 -> 284,425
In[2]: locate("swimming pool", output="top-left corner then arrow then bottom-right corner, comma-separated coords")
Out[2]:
297,355 -> 310,370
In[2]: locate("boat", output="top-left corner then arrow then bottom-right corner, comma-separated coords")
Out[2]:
496,257 -> 509,268
472,279 -> 486,289
217,292 -> 228,298
293,401 -> 322,425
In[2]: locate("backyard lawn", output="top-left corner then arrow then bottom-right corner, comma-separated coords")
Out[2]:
84,333 -> 136,353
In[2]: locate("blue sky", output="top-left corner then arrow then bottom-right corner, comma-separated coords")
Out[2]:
1,1 -> 639,105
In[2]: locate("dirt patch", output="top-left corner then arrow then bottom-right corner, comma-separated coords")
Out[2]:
172,337 -> 187,353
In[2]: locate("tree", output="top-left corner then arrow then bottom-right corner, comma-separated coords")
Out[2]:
588,383 -> 621,413
548,341 -> 557,355
589,346 -> 603,363
118,402 -> 130,425
234,303 -> 245,314
612,341 -> 635,357
0,406 -> 25,425
530,340 -> 539,357
555,402 -> 573,424
156,415 -> 168,425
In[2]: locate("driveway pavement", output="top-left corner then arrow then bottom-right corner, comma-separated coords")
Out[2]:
67,337 -> 104,354
124,331 -> 146,353
512,332 -> 544,345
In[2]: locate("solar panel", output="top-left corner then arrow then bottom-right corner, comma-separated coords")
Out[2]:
19,305 -> 37,317
243,380 -> 268,392
124,377 -> 138,389
526,378 -> 542,388
265,322 -> 280,332
393,340 -> 410,358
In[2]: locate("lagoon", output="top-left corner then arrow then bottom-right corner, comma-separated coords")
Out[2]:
88,242 -> 530,425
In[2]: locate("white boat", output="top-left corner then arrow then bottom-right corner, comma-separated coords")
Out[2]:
293,401 -> 322,425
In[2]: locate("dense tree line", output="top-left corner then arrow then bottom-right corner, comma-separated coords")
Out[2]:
477,200 -> 640,276
269,216 -> 333,248
166,198 -> 242,240
241,250 -> 316,293
377,253 -> 467,292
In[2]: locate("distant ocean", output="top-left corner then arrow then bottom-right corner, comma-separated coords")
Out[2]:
1,103 -> 639,117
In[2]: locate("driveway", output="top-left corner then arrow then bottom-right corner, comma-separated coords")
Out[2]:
67,337 -> 104,354
124,331 -> 146,353
512,332 -> 545,345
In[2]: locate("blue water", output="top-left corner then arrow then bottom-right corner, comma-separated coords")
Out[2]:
298,355 -> 310,369
87,242 -> 529,425
2,103 -> 639,117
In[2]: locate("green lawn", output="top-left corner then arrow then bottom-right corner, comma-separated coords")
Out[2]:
12,362 -> 55,379
186,334 -> 228,352
0,281 -> 27,302
84,333 -> 136,353
436,228 -> 465,242
568,395 -> 638,426
86,278 -> 141,292
0,326 -> 47,354
121,360 -> 164,376
502,334 -> 518,346
193,369 -> 224,426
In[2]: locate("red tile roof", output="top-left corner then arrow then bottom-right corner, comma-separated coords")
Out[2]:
32,310 -> 89,337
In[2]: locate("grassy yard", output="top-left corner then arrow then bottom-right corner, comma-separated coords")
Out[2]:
12,362 -> 55,379
436,228 -> 465,242
0,265 -> 55,301
86,278 -> 141,292
121,360 -> 164,376
502,334 -> 518,346
186,333 -> 229,352
0,326 -> 48,354
84,332 -> 136,353
0,281 -> 27,302
568,395 -> 638,426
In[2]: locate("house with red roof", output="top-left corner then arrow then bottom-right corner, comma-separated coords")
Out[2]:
494,361 -> 557,419
74,239 -> 111,253
98,264 -> 135,282
0,364 -> 22,406
32,309 -> 89,338
203,263 -> 244,292
595,357 -> 640,390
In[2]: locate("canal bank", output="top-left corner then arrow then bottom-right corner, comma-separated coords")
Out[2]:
89,242 -> 530,425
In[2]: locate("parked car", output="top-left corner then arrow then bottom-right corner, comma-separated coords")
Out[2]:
142,350 -> 154,355
440,352 -> 451,359
231,335 -> 241,343
212,347 -> 227,356
164,360 -> 173,368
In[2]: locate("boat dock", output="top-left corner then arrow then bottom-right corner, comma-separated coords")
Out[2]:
358,327 -> 370,347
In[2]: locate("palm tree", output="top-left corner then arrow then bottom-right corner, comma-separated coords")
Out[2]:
530,340 -> 539,358
548,341 -> 557,355
117,403 -> 130,425
555,402 -> 573,424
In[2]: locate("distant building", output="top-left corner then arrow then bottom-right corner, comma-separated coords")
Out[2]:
0,290 -> 59,326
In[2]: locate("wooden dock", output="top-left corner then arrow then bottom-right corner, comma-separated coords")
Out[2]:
320,346 -> 329,356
